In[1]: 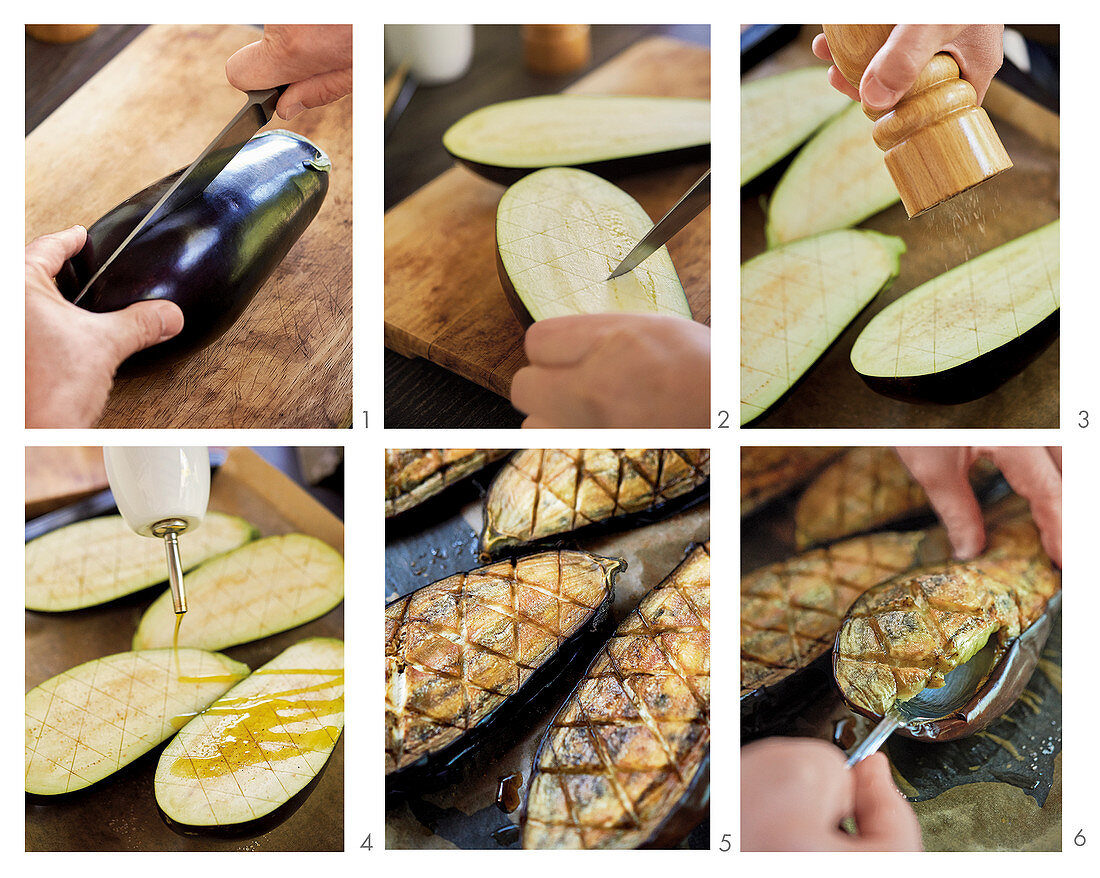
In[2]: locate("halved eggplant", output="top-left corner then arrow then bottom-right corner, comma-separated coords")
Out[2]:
480,449 -> 710,556
155,637 -> 343,830
741,229 -> 905,425
523,543 -> 710,849
26,512 -> 258,612
851,220 -> 1060,403
385,449 -> 508,518
133,534 -> 343,651
55,130 -> 330,370
495,167 -> 692,326
386,550 -> 623,794
740,446 -> 843,517
26,649 -> 249,795
741,66 -> 849,185
765,102 -> 900,246
443,95 -> 710,185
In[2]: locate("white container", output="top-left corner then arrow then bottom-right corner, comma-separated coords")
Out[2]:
385,24 -> 474,85
103,447 -> 210,537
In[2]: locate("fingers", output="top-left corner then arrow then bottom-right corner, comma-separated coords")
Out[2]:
278,70 -> 353,119
850,753 -> 923,851
97,300 -> 184,364
26,225 -> 87,278
896,447 -> 986,559
862,24 -> 966,111
811,32 -> 834,63
523,314 -> 625,367
947,25 -> 1005,105
511,363 -> 598,427
826,65 -> 861,102
979,447 -> 1062,567
225,39 -> 284,92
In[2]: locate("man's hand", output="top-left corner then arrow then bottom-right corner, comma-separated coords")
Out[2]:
813,25 -> 1004,112
741,738 -> 922,852
226,25 -> 353,120
896,447 -> 1062,567
26,226 -> 184,428
510,313 -> 710,428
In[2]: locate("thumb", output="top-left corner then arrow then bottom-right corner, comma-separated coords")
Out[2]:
850,753 -> 922,851
862,25 -> 965,111
98,300 -> 184,364
225,39 -> 285,92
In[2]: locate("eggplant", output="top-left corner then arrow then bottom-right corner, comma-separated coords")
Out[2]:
133,534 -> 343,651
740,446 -> 843,517
56,130 -> 330,370
385,449 -> 508,518
850,220 -> 1060,403
741,230 -> 904,425
385,550 -> 623,795
443,95 -> 710,185
765,102 -> 900,246
793,448 -> 1002,550
522,543 -> 710,849
155,637 -> 343,831
26,649 -> 249,795
25,512 -> 257,612
741,66 -> 849,185
480,449 -> 710,556
495,168 -> 693,326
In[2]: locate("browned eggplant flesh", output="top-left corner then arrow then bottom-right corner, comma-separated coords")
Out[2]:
523,543 -> 710,849
481,449 -> 710,556
740,446 -> 842,517
385,550 -> 624,794
385,449 -> 508,518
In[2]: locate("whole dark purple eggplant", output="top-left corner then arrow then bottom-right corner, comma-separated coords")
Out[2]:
56,130 -> 330,370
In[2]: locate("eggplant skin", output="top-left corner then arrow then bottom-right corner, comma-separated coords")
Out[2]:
523,543 -> 710,850
56,130 -> 330,370
385,449 -> 508,518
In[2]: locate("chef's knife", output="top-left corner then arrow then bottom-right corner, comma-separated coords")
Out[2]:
606,169 -> 710,280
71,86 -> 287,305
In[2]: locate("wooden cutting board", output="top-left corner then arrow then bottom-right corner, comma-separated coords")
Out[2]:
25,24 -> 353,428
384,37 -> 710,398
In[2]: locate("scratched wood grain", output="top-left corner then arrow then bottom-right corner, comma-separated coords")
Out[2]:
384,37 -> 710,398
25,24 -> 353,428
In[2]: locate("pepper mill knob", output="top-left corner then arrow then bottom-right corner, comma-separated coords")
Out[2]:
822,24 -> 1012,217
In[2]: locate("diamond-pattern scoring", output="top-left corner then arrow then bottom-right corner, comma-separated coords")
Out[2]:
482,449 -> 709,553
740,446 -> 842,516
384,449 -> 508,518
740,532 -> 930,695
155,639 -> 344,826
523,543 -> 709,850
134,534 -> 343,651
25,649 -> 246,795
852,221 -> 1059,378
385,551 -> 619,775
496,169 -> 687,320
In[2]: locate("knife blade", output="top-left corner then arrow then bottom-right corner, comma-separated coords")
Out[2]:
606,169 -> 711,279
71,86 -> 286,305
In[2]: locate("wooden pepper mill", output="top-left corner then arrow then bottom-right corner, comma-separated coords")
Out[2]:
822,24 -> 1012,217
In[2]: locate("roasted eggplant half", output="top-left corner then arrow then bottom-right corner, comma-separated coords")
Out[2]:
385,449 -> 508,518
155,637 -> 343,832
495,167 -> 693,326
850,220 -> 1060,403
26,649 -> 249,795
480,449 -> 710,556
834,520 -> 1060,734
740,446 -> 842,517
443,95 -> 710,185
56,130 -> 330,370
385,550 -> 624,795
523,543 -> 710,849
26,512 -> 257,612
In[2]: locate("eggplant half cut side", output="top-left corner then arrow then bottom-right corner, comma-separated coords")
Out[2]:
56,130 -> 331,372
496,167 -> 693,327
444,95 -> 710,185
385,550 -> 624,797
850,220 -> 1060,403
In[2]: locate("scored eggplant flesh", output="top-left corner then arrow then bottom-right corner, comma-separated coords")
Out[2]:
741,530 -> 947,697
385,449 -> 508,518
481,449 -> 709,556
385,550 -> 624,785
834,523 -> 1060,718
740,446 -> 843,517
523,543 -> 710,849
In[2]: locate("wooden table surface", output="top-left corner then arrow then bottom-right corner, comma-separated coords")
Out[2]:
384,24 -> 710,428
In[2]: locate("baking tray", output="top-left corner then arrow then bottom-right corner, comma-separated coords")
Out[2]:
25,447 -> 345,852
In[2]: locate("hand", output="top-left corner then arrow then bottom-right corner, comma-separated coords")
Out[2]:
741,738 -> 922,852
813,25 -> 1004,112
895,447 -> 1062,566
510,314 -> 710,428
25,226 -> 184,428
225,25 -> 353,120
